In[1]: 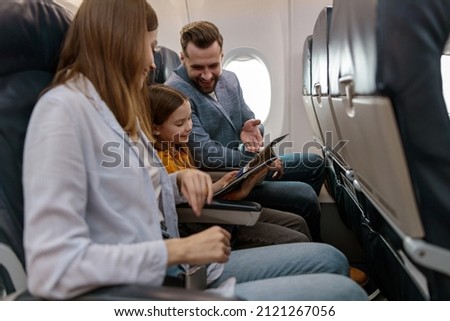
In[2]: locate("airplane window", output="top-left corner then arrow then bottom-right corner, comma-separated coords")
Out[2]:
224,49 -> 271,122
441,55 -> 450,117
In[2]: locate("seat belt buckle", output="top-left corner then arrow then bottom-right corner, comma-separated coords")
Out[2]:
183,265 -> 207,290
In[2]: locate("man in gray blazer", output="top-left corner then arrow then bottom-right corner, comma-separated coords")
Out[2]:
166,21 -> 325,242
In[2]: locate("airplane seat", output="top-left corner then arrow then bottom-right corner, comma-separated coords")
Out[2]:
0,0 -> 71,297
328,0 -> 450,300
150,45 -> 181,84
302,35 -> 323,146
0,0 -> 243,301
307,7 -> 367,241
311,6 -> 349,165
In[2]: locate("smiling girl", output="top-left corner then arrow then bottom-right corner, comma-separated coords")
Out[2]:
148,83 -> 314,249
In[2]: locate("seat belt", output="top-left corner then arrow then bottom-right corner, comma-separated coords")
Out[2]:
161,221 -> 207,290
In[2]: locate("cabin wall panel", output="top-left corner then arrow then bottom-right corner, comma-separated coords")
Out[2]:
147,0 -> 189,51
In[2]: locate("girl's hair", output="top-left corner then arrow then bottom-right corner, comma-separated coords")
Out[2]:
148,84 -> 194,168
149,84 -> 189,127
52,0 -> 157,138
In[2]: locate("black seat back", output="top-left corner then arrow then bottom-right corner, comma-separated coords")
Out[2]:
150,45 -> 181,84
328,0 -> 450,300
0,0 -> 71,294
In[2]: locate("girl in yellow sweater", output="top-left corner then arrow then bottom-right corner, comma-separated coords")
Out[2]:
149,84 -> 312,249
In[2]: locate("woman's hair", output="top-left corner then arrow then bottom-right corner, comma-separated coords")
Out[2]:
53,0 -> 157,138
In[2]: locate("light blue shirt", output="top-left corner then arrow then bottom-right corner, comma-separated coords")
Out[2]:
23,74 -> 223,299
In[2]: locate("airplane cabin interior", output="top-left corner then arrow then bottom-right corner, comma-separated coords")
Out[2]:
1,0 -> 449,302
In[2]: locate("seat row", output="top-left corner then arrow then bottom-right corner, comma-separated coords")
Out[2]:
302,0 -> 450,300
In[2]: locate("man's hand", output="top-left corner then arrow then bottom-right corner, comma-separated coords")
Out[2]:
240,119 -> 263,153
177,169 -> 213,216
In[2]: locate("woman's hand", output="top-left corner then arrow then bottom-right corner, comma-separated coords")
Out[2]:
177,169 -> 213,216
165,226 -> 232,265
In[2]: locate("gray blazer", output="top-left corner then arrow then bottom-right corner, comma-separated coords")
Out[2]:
166,66 -> 262,168
23,75 -> 186,299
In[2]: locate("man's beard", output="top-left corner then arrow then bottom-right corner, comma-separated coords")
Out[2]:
195,77 -> 218,94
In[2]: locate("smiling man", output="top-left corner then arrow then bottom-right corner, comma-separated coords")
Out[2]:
165,21 -> 325,242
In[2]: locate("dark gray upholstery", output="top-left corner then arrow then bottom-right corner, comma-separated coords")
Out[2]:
0,0 -> 70,272
376,0 -> 450,300
303,0 -> 450,300
150,46 -> 181,84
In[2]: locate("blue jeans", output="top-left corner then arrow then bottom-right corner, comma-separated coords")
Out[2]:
244,152 -> 325,241
210,243 -> 367,300
275,153 -> 325,195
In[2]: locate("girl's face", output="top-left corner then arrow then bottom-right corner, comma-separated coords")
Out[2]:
154,100 -> 193,144
142,30 -> 158,88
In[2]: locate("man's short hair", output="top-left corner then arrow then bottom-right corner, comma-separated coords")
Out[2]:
180,21 -> 223,56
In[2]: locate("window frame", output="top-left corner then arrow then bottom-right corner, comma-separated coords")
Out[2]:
223,47 -> 272,123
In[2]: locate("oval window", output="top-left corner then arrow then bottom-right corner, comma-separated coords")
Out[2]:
224,49 -> 271,123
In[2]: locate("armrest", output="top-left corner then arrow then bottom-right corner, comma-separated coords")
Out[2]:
1,245 -> 241,301
13,285 -> 240,301
0,244 -> 27,294
177,199 -> 262,226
